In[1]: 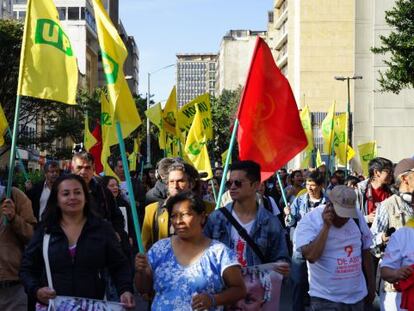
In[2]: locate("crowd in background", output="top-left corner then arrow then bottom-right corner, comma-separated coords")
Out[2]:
1,151 -> 414,311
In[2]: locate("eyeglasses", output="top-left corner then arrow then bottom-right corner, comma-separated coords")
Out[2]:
170,211 -> 193,221
225,179 -> 249,188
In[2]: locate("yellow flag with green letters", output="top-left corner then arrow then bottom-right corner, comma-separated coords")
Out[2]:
316,149 -> 323,168
184,108 -> 213,180
0,104 -> 9,147
177,93 -> 213,140
358,141 -> 377,176
333,113 -> 355,165
92,0 -> 141,140
321,103 -> 335,154
17,0 -> 78,104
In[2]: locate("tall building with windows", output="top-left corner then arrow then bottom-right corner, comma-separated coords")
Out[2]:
216,30 -> 266,95
267,0 -> 414,164
176,53 -> 217,107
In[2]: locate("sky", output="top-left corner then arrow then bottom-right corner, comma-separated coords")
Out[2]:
119,0 -> 273,104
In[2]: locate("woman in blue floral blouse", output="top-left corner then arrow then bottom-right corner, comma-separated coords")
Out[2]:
135,191 -> 246,310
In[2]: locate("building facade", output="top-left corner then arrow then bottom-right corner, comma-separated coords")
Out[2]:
216,30 -> 266,95
176,53 -> 217,107
0,0 -> 13,19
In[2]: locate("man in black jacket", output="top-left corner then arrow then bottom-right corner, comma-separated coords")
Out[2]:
71,152 -> 126,242
26,161 -> 60,222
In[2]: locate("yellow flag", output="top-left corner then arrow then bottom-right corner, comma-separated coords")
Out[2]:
92,0 -> 141,140
358,141 -> 377,176
101,143 -> 119,180
162,87 -> 178,136
321,103 -> 335,154
177,93 -> 213,140
100,93 -> 116,146
0,104 -> 9,147
165,135 -> 173,157
128,136 -> 140,171
184,108 -> 213,180
84,114 -> 97,152
300,151 -> 312,169
221,149 -> 232,166
333,113 -> 355,165
300,105 -> 314,150
17,0 -> 78,104
316,149 -> 323,167
145,103 -> 163,128
145,103 -> 166,149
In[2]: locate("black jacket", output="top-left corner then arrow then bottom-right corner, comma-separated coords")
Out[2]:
88,177 -> 125,235
145,180 -> 168,206
19,215 -> 133,301
26,180 -> 46,222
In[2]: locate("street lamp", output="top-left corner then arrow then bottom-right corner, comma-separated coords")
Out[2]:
146,63 -> 175,165
334,75 -> 363,174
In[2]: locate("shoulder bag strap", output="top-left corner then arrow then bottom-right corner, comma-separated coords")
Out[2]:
219,206 -> 266,263
42,233 -> 56,311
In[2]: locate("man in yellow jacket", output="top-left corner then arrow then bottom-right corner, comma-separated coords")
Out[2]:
142,161 -> 214,251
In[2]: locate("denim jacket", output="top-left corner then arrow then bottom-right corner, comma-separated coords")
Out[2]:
204,203 -> 290,266
286,193 -> 326,229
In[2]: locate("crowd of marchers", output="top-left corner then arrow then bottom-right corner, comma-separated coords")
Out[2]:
1,151 -> 414,311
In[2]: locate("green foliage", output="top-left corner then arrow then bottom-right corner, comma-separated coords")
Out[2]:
371,0 -> 414,93
209,87 -> 242,163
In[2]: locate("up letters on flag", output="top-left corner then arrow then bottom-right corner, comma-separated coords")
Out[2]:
162,87 -> 178,136
17,0 -> 78,104
237,37 -> 307,181
92,0 -> 141,140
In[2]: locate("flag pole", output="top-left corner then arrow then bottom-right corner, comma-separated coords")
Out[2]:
115,121 -> 144,253
215,119 -> 239,209
7,128 -> 29,182
3,96 -> 22,225
210,179 -> 217,203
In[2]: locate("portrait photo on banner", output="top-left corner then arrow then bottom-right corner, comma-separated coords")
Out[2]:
227,264 -> 283,311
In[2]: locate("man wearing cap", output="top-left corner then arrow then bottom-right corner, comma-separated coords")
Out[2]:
371,158 -> 414,310
295,185 -> 375,310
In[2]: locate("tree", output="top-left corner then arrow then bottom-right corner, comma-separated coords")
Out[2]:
209,87 -> 242,163
371,0 -> 414,94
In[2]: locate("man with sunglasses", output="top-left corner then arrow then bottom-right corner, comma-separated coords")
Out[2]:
204,161 -> 290,273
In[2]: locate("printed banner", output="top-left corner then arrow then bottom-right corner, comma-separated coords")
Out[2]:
228,263 -> 283,311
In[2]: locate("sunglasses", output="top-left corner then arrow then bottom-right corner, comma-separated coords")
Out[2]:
226,179 -> 249,188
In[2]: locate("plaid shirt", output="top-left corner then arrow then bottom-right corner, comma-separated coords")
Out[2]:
204,202 -> 289,266
371,194 -> 414,248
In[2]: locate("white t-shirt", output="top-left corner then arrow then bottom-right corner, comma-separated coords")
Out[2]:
39,182 -> 51,220
295,205 -> 373,304
230,210 -> 255,267
381,227 -> 414,269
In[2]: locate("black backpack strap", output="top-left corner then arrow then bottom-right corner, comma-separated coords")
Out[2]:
262,196 -> 273,213
219,206 -> 266,263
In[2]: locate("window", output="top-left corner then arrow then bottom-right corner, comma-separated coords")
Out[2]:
80,7 -> 85,20
18,11 -> 25,20
209,63 -> 215,70
68,7 -> 80,20
57,7 -> 66,20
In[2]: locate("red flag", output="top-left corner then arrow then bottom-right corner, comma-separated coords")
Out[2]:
89,125 -> 103,174
237,37 -> 307,181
